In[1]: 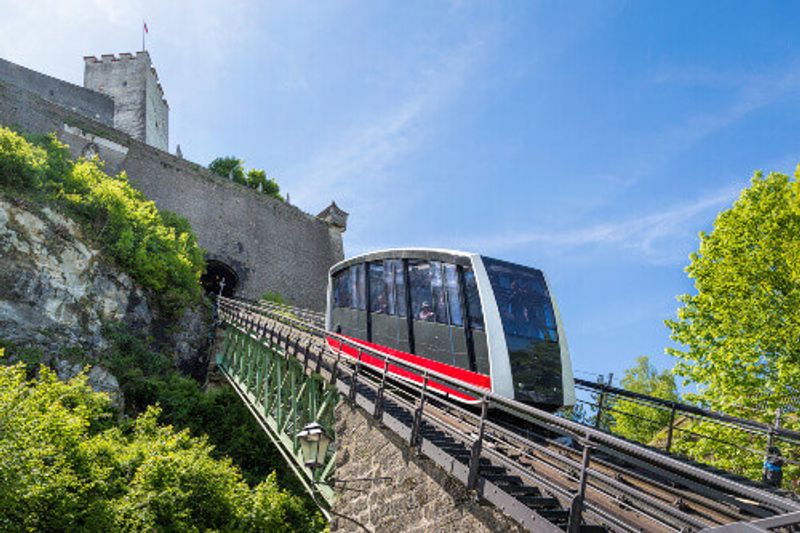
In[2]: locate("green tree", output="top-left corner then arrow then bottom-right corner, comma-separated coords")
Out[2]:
666,169 -> 800,482
610,356 -> 678,445
246,169 -> 284,201
209,156 -> 246,184
666,170 -> 800,417
0,362 -> 319,532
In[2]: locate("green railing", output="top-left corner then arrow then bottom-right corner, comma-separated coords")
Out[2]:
216,313 -> 338,510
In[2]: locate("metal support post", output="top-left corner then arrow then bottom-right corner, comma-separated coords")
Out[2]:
567,437 -> 593,533
330,342 -> 342,386
374,359 -> 390,420
594,372 -> 613,429
312,339 -> 322,374
467,397 -> 489,491
665,402 -> 677,453
410,373 -> 430,447
765,407 -> 782,456
348,350 -> 362,405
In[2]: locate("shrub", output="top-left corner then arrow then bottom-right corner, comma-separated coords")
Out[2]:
0,127 -> 46,189
0,127 -> 205,317
209,156 -> 284,201
261,290 -> 288,306
101,326 -> 309,494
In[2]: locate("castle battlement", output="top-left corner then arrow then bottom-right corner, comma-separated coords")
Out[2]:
83,51 -> 150,64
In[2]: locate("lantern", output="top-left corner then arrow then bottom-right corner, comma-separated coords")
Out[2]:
296,422 -> 331,471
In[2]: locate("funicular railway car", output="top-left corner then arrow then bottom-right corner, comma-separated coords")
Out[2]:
325,249 -> 575,409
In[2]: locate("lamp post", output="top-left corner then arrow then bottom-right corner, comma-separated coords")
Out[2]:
296,422 -> 332,474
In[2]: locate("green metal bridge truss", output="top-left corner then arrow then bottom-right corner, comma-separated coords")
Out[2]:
215,317 -> 338,509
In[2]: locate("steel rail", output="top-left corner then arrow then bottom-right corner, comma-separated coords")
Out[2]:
216,297 -> 800,531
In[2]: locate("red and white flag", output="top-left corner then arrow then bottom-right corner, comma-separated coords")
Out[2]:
143,21 -> 149,33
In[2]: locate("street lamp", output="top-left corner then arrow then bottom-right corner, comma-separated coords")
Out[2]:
296,422 -> 332,471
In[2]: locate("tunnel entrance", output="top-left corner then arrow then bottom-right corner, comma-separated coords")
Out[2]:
201,260 -> 239,298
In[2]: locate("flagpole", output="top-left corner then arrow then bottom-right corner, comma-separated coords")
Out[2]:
142,21 -> 145,51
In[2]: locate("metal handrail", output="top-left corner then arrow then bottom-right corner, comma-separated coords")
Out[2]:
575,378 -> 800,443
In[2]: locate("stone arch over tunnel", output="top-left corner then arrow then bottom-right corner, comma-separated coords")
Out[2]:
201,259 -> 239,297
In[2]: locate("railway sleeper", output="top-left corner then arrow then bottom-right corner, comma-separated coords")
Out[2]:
429,438 -> 462,448
478,464 -> 508,475
517,495 -> 559,509
537,508 -> 571,525
482,473 -> 524,485
441,449 -> 471,462
499,483 -> 542,497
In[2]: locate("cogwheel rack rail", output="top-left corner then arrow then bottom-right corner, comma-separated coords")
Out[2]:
215,296 -> 800,532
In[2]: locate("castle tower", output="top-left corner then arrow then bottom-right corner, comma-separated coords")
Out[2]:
83,51 -> 169,151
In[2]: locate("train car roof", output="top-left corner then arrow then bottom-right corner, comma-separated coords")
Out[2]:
330,248 -> 476,273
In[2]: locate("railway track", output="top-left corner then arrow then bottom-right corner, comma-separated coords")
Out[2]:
216,297 -> 800,532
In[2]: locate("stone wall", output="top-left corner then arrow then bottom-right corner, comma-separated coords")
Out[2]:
0,57 -> 114,126
331,401 -> 526,532
0,78 -> 344,310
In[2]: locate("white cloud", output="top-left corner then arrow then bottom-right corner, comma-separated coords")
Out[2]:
448,184 -> 742,264
636,62 -> 800,175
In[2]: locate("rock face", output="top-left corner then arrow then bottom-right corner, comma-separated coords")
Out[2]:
0,196 -> 209,390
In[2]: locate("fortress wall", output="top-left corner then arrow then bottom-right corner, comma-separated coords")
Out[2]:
0,79 -> 344,310
122,145 -> 343,309
0,57 -> 114,127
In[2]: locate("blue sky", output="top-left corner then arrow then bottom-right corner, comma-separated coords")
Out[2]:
2,1 -> 799,386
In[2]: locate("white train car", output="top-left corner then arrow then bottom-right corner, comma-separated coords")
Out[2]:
325,249 -> 575,409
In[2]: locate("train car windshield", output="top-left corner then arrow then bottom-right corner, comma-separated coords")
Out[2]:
482,257 -> 563,405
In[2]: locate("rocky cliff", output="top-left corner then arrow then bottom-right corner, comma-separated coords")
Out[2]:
0,195 -> 209,397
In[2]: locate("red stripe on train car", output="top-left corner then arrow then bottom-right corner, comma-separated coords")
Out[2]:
325,335 -> 491,403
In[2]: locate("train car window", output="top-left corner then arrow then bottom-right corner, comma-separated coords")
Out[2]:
483,259 -> 557,341
369,261 -> 387,314
382,259 -> 406,317
382,260 -> 395,315
408,260 -> 435,322
444,264 -> 463,327
463,268 -> 484,331
430,261 -> 449,324
333,268 -> 352,308
392,260 -> 407,317
349,263 -> 366,311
